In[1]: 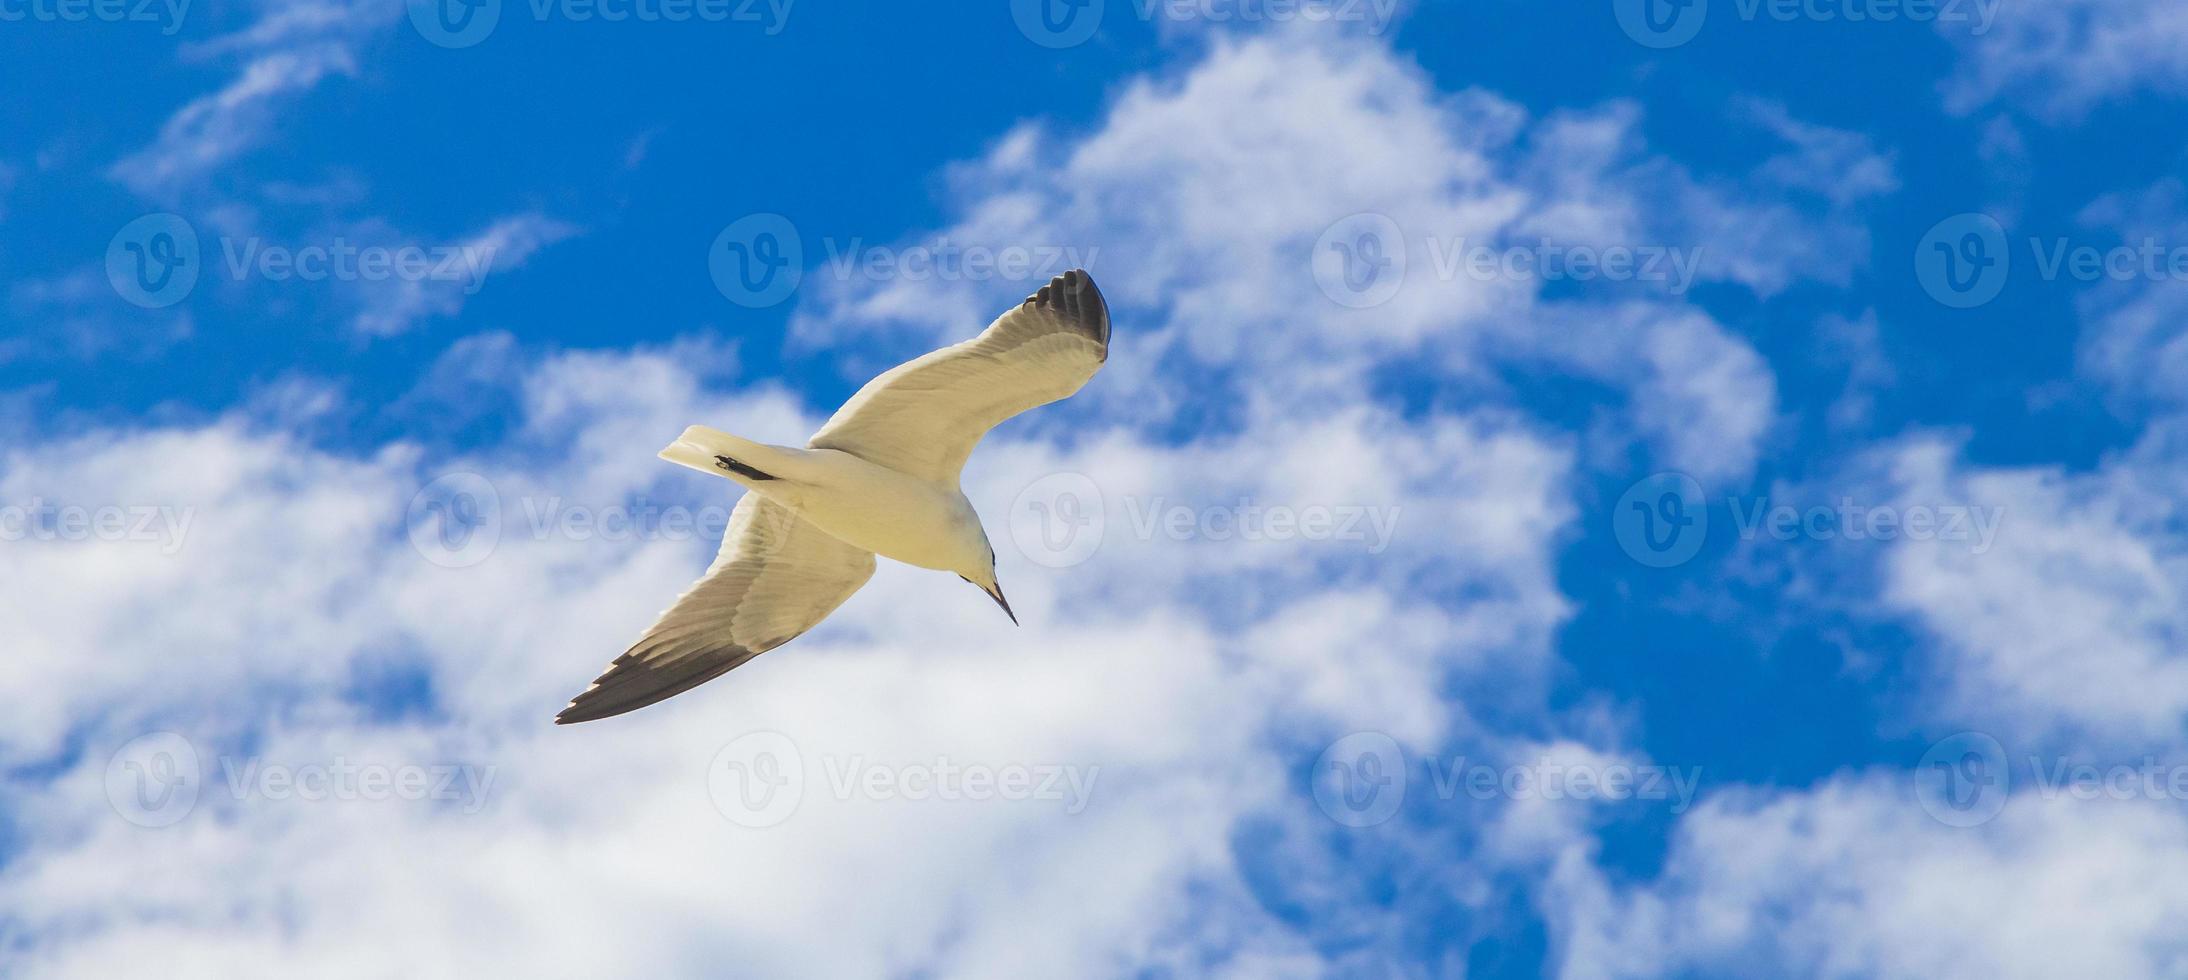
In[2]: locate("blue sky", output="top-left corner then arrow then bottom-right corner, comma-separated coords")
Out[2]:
7,0 -> 2188,976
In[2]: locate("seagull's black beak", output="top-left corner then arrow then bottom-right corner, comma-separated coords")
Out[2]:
983,582 -> 1018,626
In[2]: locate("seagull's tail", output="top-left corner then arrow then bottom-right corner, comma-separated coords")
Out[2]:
659,425 -> 788,483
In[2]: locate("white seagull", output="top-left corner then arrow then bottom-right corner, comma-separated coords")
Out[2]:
556,269 -> 1110,724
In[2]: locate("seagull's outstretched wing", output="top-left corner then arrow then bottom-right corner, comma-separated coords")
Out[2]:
555,494 -> 875,724
807,268 -> 1110,482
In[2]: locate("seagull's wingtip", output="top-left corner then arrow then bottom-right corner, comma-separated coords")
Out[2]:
1026,267 -> 1109,361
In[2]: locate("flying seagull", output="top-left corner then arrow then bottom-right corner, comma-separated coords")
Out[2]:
555,269 -> 1110,724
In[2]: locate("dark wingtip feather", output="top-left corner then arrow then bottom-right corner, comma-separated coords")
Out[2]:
552,645 -> 754,725
1025,268 -> 1110,360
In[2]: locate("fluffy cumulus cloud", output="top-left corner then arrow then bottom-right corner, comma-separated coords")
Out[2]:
1577,142 -> 2188,980
1777,180 -> 2188,755
0,336 -> 1575,974
790,31 -> 1817,481
1941,0 -> 2188,119
1859,434 -> 2188,750
1554,776 -> 2188,980
2074,179 -> 2188,413
1590,167 -> 2188,979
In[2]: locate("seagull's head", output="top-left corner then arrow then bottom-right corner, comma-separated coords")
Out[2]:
957,544 -> 1015,626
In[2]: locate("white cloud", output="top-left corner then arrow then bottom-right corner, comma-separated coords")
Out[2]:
6,268 -> 196,363
2074,180 -> 2188,413
350,213 -> 582,337
1787,433 -> 2188,752
1514,100 -> 1892,298
1943,0 -> 2188,119
109,0 -> 396,202
790,35 -> 1814,481
0,319 -> 1577,974
1552,776 -> 2188,980
1740,99 -> 1901,208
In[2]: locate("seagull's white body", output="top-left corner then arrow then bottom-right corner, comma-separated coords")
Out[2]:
660,439 -> 988,573
557,269 -> 1110,724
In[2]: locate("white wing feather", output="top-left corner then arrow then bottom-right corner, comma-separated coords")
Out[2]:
556,494 -> 875,723
807,269 -> 1110,482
